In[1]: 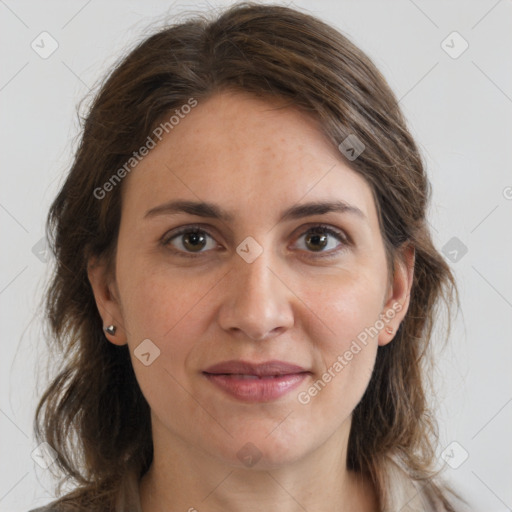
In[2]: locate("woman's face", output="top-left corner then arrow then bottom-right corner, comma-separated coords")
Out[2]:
89,90 -> 412,469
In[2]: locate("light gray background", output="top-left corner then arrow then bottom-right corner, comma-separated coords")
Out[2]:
1,1 -> 511,511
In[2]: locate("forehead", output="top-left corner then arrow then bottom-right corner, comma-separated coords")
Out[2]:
121,90 -> 377,225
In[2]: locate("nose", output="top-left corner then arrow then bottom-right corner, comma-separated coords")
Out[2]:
217,247 -> 295,341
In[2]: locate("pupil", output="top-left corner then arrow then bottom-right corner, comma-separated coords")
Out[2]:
306,233 -> 327,251
184,232 -> 205,251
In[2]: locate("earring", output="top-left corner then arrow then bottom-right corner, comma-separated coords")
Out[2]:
385,326 -> 394,335
104,325 -> 117,335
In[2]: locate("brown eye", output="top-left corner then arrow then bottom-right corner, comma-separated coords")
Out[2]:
304,232 -> 329,252
294,225 -> 347,257
182,232 -> 207,252
163,227 -> 218,256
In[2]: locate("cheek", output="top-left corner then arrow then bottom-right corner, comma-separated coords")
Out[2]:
115,259 -> 218,395
117,257 -> 216,342
294,269 -> 385,414
116,264 -> 214,426
302,264 -> 387,347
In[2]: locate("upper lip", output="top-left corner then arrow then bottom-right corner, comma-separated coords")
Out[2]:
203,360 -> 309,377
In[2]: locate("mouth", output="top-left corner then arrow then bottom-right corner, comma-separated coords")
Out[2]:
202,360 -> 311,402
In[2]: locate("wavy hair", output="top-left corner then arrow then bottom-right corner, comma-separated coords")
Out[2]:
34,3 -> 458,510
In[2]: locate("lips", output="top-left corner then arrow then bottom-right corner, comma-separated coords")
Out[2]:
203,360 -> 308,377
202,360 -> 311,402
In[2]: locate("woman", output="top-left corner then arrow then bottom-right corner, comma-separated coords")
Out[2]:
30,3 -> 468,511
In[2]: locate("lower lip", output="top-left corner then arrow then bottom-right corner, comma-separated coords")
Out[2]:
203,373 -> 309,402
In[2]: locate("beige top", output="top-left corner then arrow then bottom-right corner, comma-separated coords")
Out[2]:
29,455 -> 472,512
379,456 -> 462,511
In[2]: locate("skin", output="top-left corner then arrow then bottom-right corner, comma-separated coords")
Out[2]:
88,90 -> 414,512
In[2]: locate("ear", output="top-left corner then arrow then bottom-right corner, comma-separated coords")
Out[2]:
378,244 -> 415,347
87,256 -> 127,346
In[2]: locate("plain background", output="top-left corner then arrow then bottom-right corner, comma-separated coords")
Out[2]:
1,1 -> 511,511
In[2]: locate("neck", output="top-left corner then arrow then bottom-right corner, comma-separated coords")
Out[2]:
139,416 -> 378,512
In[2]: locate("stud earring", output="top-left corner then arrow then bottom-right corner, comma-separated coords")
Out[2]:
104,325 -> 117,335
385,326 -> 394,335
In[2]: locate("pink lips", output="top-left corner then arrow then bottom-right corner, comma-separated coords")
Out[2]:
203,360 -> 310,402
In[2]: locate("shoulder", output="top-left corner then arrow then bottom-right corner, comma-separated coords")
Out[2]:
380,455 -> 473,512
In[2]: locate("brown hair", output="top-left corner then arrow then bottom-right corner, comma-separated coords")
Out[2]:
35,2 -> 458,510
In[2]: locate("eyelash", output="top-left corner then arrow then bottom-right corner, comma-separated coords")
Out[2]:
160,223 -> 350,260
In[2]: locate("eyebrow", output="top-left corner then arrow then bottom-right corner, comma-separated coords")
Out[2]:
144,199 -> 366,222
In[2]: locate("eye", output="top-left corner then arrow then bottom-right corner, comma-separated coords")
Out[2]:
161,225 -> 219,257
293,225 -> 348,257
161,223 -> 349,259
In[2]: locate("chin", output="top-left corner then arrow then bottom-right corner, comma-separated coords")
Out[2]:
211,429 -> 312,470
